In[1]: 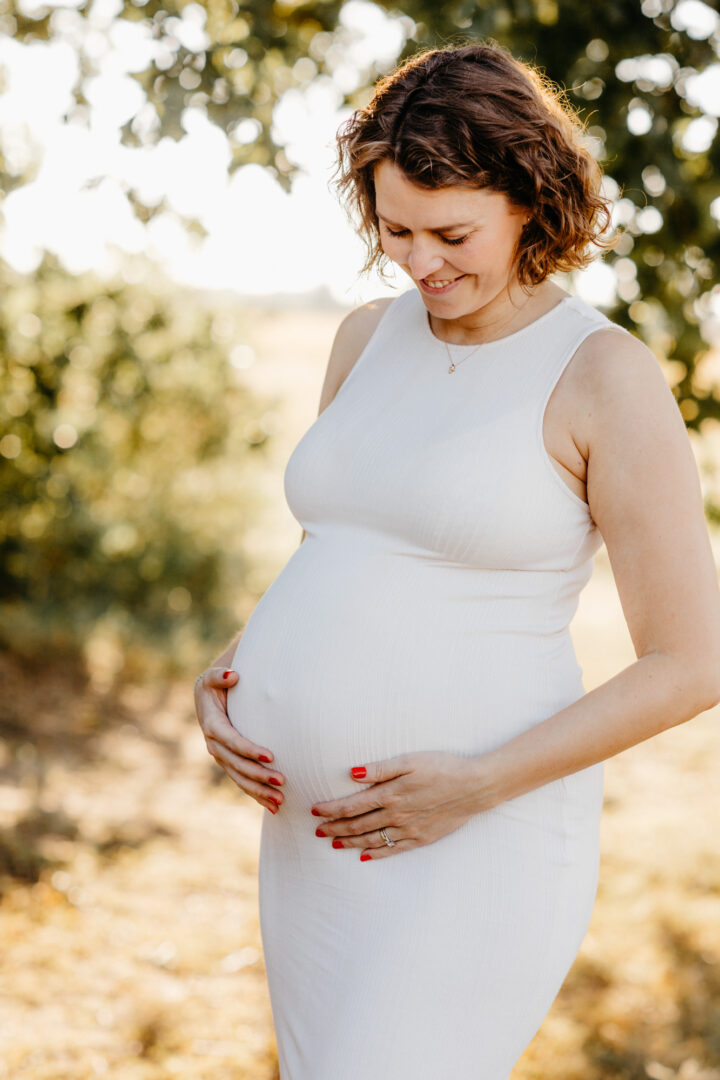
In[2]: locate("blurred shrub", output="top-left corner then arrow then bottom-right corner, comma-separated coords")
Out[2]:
0,253 -> 272,678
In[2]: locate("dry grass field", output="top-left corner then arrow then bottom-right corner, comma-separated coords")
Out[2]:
1,301 -> 719,1079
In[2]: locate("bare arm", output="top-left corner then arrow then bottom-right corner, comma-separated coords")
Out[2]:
297,296 -> 395,549
302,327 -> 720,860
468,328 -> 720,809
195,296 -> 396,802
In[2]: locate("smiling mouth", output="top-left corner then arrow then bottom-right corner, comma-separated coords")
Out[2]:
420,275 -> 467,291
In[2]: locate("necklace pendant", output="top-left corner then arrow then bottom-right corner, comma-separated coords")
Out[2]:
448,361 -> 456,373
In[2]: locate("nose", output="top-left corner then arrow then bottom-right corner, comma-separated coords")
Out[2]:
407,243 -> 445,281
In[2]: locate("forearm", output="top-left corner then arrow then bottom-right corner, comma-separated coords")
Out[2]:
468,652 -> 719,811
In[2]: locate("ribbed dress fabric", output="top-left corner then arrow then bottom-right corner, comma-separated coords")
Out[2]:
226,287 -> 634,1079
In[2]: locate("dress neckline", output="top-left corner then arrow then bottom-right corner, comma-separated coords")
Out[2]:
417,289 -> 572,350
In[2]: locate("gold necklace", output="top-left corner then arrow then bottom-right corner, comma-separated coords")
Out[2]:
443,339 -> 485,374
438,300 -> 533,374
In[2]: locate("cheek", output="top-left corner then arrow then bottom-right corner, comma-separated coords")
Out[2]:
380,237 -> 403,260
463,235 -> 513,272
457,241 -> 486,274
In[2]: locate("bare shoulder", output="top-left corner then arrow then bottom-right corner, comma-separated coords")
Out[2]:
563,325 -> 681,458
575,322 -> 668,396
569,322 -> 700,537
317,296 -> 397,415
567,323 -> 720,701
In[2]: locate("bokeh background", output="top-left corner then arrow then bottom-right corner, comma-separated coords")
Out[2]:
2,1 -> 720,1077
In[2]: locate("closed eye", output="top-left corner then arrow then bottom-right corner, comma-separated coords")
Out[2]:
384,226 -> 470,247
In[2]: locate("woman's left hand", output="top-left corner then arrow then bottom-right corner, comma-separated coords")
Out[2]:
309,751 -> 496,860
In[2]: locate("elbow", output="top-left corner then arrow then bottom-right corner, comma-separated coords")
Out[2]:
688,664 -> 720,713
697,639 -> 720,709
701,682 -> 720,713
652,650 -> 720,714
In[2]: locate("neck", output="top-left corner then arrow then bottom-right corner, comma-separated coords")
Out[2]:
429,279 -> 546,347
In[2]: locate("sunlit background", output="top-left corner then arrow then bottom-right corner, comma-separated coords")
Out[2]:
0,0 -> 409,300
2,0 -> 720,306
2,2 -> 720,1078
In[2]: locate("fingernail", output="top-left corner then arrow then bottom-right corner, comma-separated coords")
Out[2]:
258,754 -> 272,763
315,827 -> 326,837
269,795 -> 282,806
351,766 -> 366,779
223,670 -> 233,679
332,839 -> 344,849
360,853 -> 372,861
311,808 -> 322,816
268,777 -> 282,786
267,805 -> 277,814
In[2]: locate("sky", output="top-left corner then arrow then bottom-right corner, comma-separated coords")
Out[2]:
0,0 -> 719,310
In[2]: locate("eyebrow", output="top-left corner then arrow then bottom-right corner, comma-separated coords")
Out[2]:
375,211 -> 476,231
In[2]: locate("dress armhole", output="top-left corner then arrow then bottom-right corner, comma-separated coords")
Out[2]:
536,322 -> 635,518
329,294 -> 402,404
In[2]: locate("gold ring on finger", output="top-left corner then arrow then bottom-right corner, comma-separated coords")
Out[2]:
379,827 -> 395,847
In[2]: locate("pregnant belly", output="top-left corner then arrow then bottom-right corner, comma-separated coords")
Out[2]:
225,557 -> 585,809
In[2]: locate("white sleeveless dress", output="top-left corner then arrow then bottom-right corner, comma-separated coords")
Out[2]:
226,286 -> 633,1079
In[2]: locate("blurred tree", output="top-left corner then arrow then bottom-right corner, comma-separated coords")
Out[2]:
0,252 -> 272,672
1,0 -> 719,434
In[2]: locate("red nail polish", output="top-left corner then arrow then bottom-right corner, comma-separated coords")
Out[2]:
267,805 -> 277,814
268,777 -> 282,785
332,839 -> 344,849
258,754 -> 272,763
269,795 -> 282,806
351,766 -> 366,779
360,853 -> 372,861
315,827 -> 326,837
223,670 -> 233,679
311,808 -> 322,816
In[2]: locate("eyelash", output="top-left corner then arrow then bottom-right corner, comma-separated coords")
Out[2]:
384,227 -> 470,247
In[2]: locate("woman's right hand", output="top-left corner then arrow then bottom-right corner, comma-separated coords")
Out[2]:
194,667 -> 285,814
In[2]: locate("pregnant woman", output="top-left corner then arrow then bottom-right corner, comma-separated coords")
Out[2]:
193,41 -> 720,1079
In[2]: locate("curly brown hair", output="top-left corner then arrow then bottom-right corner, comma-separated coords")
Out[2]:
331,39 -> 620,291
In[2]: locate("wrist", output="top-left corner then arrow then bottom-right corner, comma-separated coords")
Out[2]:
462,751 -> 508,814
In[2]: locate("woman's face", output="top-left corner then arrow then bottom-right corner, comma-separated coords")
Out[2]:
373,159 -> 529,307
